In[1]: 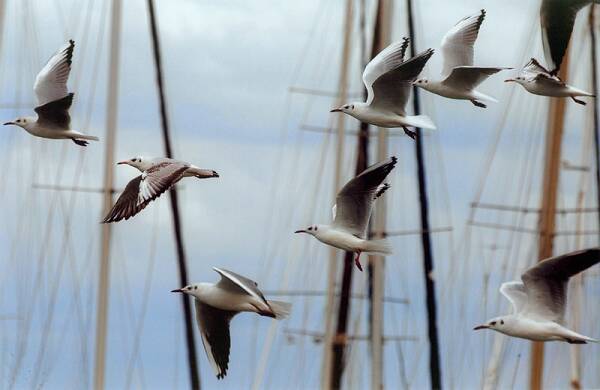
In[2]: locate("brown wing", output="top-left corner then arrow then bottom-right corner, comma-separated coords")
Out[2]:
195,301 -> 237,379
34,93 -> 74,129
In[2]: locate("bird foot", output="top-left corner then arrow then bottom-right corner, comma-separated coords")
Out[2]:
471,100 -> 487,108
571,96 -> 586,105
72,138 -> 89,146
354,253 -> 363,272
402,127 -> 417,140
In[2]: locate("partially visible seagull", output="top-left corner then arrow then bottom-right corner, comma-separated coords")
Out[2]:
172,267 -> 291,379
330,38 -> 436,140
505,58 -> 594,105
413,9 -> 511,108
474,248 -> 600,344
102,156 -> 218,223
295,156 -> 396,271
3,40 -> 99,146
541,0 -> 600,75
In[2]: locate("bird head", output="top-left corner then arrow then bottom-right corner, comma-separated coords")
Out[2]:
171,284 -> 202,298
294,224 -> 320,236
3,116 -> 33,129
473,316 -> 508,332
330,103 -> 355,114
117,156 -> 148,171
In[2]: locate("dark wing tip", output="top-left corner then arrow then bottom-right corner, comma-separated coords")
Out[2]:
65,40 -> 75,66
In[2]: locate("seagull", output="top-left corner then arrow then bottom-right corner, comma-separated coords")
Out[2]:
474,248 -> 600,344
102,156 -> 218,223
171,267 -> 291,379
413,10 -> 511,108
541,0 -> 600,75
330,38 -> 436,140
3,40 -> 99,146
505,58 -> 594,105
295,156 -> 396,271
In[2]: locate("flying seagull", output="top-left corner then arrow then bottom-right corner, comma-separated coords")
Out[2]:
295,156 -> 396,271
414,9 -> 511,108
505,58 -> 594,105
330,38 -> 436,140
172,267 -> 291,379
541,0 -> 599,75
3,40 -> 99,146
474,248 -> 600,344
102,156 -> 218,223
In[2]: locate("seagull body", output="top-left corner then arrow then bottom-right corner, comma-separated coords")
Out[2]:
172,267 -> 291,379
331,38 -> 436,139
295,156 -> 397,271
541,0 -> 600,74
3,40 -> 99,146
505,58 -> 594,105
414,10 -> 511,108
474,248 -> 600,344
102,156 -> 218,223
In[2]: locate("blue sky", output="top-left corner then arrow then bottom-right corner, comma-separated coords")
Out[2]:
0,0 -> 599,389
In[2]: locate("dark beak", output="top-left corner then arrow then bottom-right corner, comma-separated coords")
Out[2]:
117,160 -> 128,165
3,122 -> 13,126
473,325 -> 489,330
171,288 -> 184,293
504,79 -> 516,83
294,230 -> 306,234
330,108 -> 342,113
212,170 -> 219,178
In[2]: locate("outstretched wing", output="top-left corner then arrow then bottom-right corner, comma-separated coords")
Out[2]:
34,40 -> 74,107
34,93 -> 73,129
442,66 -> 510,90
362,38 -> 410,105
332,156 -> 397,237
441,9 -> 485,78
213,267 -> 268,305
499,281 -> 528,314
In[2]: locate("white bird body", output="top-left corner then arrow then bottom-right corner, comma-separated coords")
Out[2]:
474,248 -> 600,344
16,116 -> 97,141
309,225 -> 373,253
331,38 -> 436,139
515,80 -> 593,98
415,10 -> 511,108
191,283 -> 271,314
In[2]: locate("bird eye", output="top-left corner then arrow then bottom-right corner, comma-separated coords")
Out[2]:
314,226 -> 318,231
500,320 -> 504,325
351,105 -> 354,110
194,286 -> 197,290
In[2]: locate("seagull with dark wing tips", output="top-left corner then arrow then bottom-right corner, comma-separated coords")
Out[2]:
414,10 -> 511,108
474,248 -> 600,344
295,156 -> 397,271
102,156 -> 219,223
172,267 -> 291,379
3,40 -> 100,146
505,58 -> 594,105
330,38 -> 436,140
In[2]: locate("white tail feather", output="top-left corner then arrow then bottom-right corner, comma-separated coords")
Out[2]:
267,300 -> 291,319
72,132 -> 99,141
361,239 -> 393,255
403,115 -> 436,130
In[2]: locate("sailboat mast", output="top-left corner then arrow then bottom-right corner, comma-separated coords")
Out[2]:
93,0 -> 122,388
530,50 -> 570,390
146,1 -> 201,388
405,0 -> 443,388
589,4 -> 600,240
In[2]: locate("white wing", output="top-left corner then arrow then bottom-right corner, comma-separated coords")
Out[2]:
213,267 -> 268,305
440,10 -> 485,78
34,40 -> 74,107
442,66 -> 510,90
499,281 -> 527,314
362,38 -> 409,105
332,157 -> 396,237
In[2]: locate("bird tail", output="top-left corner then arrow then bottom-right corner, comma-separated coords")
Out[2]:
361,239 -> 393,255
472,91 -> 499,103
72,132 -> 100,141
403,115 -> 436,130
267,300 -> 291,320
567,86 -> 594,97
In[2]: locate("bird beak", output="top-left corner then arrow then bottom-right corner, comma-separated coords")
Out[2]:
294,230 -> 306,234
171,288 -> 184,293
473,324 -> 489,330
117,160 -> 128,165
3,122 -> 14,126
504,78 -> 516,83
330,107 -> 342,113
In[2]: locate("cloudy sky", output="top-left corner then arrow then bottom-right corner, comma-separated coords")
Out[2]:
0,0 -> 599,389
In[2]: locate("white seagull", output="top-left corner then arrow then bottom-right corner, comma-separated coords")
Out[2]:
330,38 -> 436,140
413,10 -> 511,108
102,156 -> 218,223
505,58 -> 594,105
295,156 -> 396,271
171,267 -> 291,379
474,248 -> 600,344
541,0 -> 600,75
3,40 -> 99,146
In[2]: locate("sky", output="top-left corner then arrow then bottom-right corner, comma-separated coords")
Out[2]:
0,0 -> 599,389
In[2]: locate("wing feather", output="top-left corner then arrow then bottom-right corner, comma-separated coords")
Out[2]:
362,38 -> 410,105
195,300 -> 236,379
34,40 -> 74,107
441,10 -> 485,78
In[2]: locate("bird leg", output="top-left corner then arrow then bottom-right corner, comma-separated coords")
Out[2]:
71,138 -> 89,147
354,252 -> 363,272
470,100 -> 487,108
402,126 -> 417,140
571,96 -> 586,105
